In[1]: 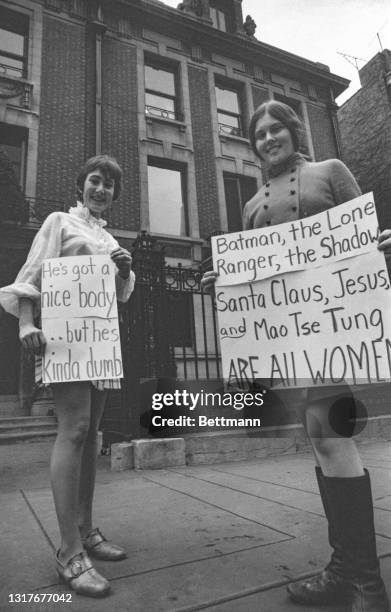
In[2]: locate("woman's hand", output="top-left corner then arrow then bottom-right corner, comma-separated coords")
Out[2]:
19,323 -> 46,355
201,270 -> 218,293
111,247 -> 132,279
377,229 -> 391,253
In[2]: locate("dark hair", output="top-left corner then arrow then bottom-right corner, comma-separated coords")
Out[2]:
76,154 -> 123,201
248,100 -> 303,160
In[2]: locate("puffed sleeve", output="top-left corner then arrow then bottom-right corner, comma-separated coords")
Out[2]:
0,212 -> 64,318
328,159 -> 361,205
115,270 -> 135,303
106,232 -> 135,302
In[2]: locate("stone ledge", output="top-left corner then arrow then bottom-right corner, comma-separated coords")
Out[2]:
133,438 -> 186,470
184,424 -> 309,466
111,441 -> 134,471
109,416 -> 391,470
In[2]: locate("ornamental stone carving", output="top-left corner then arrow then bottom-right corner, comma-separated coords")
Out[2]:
0,74 -> 33,109
243,15 -> 257,37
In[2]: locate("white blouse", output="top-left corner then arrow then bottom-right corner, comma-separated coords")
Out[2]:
0,203 -> 135,318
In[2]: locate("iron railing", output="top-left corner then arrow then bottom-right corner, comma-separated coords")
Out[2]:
102,233 -> 221,442
145,104 -> 184,122
0,62 -> 25,79
218,122 -> 243,137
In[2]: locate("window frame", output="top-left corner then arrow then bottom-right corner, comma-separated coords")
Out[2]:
144,56 -> 182,122
147,158 -> 189,237
215,81 -> 244,138
223,172 -> 258,232
0,122 -> 28,190
0,7 -> 29,79
209,0 -> 231,32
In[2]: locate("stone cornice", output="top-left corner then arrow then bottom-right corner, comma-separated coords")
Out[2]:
104,0 -> 349,97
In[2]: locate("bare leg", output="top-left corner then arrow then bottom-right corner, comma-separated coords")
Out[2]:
305,403 -> 364,477
50,382 -> 92,564
78,386 -> 107,538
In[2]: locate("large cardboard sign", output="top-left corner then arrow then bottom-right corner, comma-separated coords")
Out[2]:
212,194 -> 391,387
41,255 -> 123,383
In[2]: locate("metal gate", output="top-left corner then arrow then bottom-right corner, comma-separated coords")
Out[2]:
102,232 -> 220,442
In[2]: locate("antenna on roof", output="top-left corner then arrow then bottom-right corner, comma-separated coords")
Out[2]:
337,52 -> 366,71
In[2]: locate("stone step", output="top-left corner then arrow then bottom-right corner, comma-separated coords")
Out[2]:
0,416 -> 57,444
0,429 -> 57,445
0,416 -> 56,428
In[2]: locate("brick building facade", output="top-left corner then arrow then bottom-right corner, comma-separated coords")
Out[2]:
338,50 -> 391,229
0,0 -> 350,415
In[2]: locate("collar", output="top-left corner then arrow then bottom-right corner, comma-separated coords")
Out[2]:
267,152 -> 306,179
68,201 -> 107,228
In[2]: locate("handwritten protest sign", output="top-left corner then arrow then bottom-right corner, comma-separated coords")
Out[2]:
211,194 -> 391,387
41,255 -> 123,383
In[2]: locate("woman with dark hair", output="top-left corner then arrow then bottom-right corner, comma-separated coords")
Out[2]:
202,101 -> 389,612
0,155 -> 134,597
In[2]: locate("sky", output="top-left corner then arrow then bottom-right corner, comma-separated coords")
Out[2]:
160,0 -> 391,105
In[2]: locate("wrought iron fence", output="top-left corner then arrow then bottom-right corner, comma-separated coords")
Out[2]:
102,232 -> 221,442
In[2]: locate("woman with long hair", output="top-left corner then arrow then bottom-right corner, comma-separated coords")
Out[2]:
202,101 -> 389,612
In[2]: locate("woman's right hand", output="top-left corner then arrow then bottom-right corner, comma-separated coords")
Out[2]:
201,270 -> 218,293
19,323 -> 46,354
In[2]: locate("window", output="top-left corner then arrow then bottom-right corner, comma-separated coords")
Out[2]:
224,173 -> 258,232
215,83 -> 243,137
145,60 -> 181,121
210,7 -> 227,31
0,123 -> 28,188
0,7 -> 29,78
210,1 -> 230,32
147,160 -> 187,236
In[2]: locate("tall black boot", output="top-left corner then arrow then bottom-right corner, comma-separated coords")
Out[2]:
323,469 -> 389,612
287,466 -> 351,605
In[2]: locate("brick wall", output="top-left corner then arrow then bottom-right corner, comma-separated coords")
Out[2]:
338,52 -> 391,228
102,38 -> 140,232
188,65 -> 219,238
36,15 -> 87,207
306,103 -> 337,161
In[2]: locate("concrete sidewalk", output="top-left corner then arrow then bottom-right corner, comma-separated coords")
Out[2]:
0,439 -> 390,611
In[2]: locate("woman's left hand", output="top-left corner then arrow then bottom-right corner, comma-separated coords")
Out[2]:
111,247 -> 132,279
